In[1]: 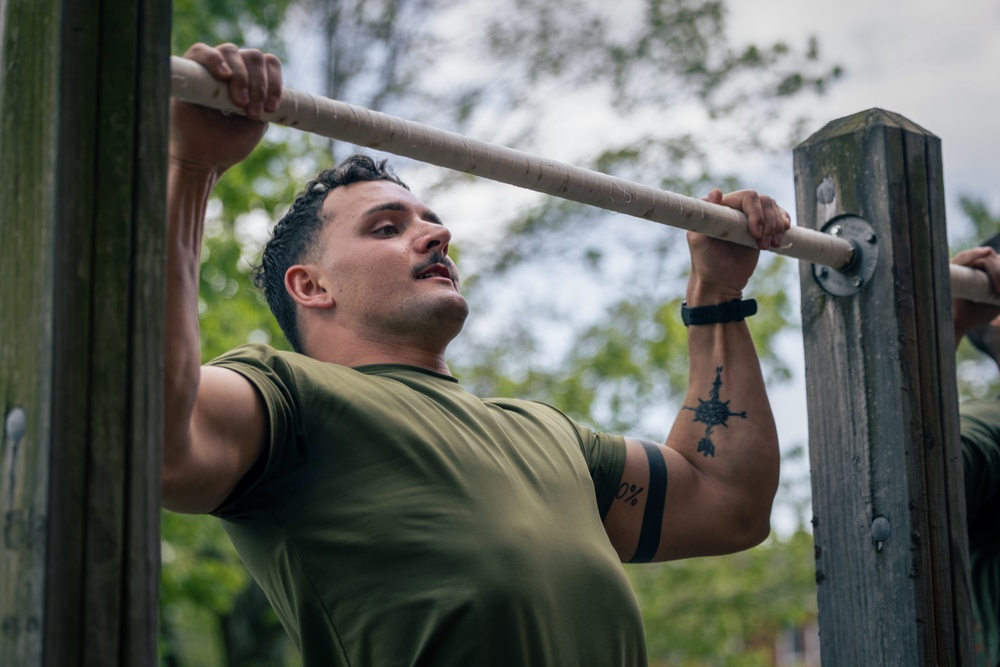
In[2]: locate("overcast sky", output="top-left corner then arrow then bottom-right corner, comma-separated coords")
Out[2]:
730,0 -> 1000,226
725,0 -> 1000,458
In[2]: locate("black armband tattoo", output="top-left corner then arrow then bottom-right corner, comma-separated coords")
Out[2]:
629,440 -> 668,563
682,366 -> 747,457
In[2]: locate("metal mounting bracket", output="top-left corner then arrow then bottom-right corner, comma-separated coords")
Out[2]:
812,215 -> 879,297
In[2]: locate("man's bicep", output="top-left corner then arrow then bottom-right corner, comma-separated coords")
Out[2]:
603,437 -> 722,563
603,438 -> 665,562
163,365 -> 268,514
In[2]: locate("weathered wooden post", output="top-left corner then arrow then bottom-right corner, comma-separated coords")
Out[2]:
0,0 -> 169,664
794,109 -> 973,665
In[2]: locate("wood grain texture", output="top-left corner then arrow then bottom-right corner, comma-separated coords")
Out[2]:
794,109 -> 973,666
0,2 -> 61,664
0,0 -> 168,664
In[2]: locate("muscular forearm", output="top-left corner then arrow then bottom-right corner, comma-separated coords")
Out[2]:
668,292 -> 779,546
164,159 -> 219,477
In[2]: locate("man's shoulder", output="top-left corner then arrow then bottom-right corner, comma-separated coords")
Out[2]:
483,396 -> 597,438
484,395 -> 559,415
207,344 -> 373,397
209,344 -> 357,376
208,343 -> 304,367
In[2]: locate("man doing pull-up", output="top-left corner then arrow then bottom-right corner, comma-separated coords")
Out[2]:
164,42 -> 790,666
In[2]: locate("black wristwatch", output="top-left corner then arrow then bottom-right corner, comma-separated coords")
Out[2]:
681,298 -> 758,326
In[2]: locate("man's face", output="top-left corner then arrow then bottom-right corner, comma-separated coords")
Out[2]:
310,180 -> 469,343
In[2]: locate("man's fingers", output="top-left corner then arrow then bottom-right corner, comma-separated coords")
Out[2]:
182,43 -> 283,120
977,253 -> 1000,293
952,248 -> 1000,297
182,42 -> 234,79
713,189 -> 789,250
264,53 -> 283,113
701,188 -> 724,205
759,195 -> 791,249
722,191 -> 764,248
229,48 -> 281,120
952,247 -> 994,268
239,48 -> 270,119
217,43 -> 252,109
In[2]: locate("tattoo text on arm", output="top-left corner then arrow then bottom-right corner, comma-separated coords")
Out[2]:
616,481 -> 645,506
682,366 -> 747,457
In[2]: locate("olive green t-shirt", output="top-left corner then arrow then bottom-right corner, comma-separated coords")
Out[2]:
960,399 -> 1000,667
209,345 -> 645,666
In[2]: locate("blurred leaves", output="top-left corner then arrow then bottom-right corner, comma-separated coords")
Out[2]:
631,527 -> 817,666
172,0 -> 293,56
161,513 -> 249,614
483,0 -> 841,116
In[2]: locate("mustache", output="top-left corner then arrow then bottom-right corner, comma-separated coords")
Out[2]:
413,252 -> 459,284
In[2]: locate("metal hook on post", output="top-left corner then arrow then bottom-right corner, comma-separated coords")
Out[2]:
812,215 -> 880,297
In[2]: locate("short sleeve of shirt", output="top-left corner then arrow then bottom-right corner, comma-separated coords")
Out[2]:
579,428 -> 627,520
206,344 -> 307,519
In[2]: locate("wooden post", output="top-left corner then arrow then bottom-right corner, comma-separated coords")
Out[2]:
0,0 -> 169,665
794,109 -> 973,665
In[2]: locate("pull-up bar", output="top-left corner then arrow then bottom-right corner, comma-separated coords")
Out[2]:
169,57 -> 1000,307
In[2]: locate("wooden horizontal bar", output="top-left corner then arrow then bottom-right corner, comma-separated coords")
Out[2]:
169,57 -> 1000,307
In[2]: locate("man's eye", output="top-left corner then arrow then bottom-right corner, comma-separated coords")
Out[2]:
374,224 -> 398,237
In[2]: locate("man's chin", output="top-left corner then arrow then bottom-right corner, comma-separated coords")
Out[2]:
439,294 -> 470,327
405,292 -> 469,329
437,296 -> 470,334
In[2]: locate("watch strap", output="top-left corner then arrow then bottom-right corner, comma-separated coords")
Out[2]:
681,298 -> 758,326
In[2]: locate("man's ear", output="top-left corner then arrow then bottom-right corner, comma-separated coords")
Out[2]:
285,265 -> 335,309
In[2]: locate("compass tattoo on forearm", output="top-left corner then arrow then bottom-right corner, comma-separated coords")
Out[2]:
682,366 -> 746,457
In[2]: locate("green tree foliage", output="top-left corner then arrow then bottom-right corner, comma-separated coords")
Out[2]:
172,0 -> 293,56
164,0 -> 848,664
160,512 -> 251,666
630,528 -> 817,666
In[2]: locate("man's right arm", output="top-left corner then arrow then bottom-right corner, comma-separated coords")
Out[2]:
163,43 -> 282,514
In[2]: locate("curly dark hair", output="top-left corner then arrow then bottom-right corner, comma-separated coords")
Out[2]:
253,154 -> 409,353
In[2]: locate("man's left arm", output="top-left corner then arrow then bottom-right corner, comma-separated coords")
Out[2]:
602,189 -> 787,562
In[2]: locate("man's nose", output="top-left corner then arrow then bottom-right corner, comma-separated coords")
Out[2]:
417,221 -> 451,254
